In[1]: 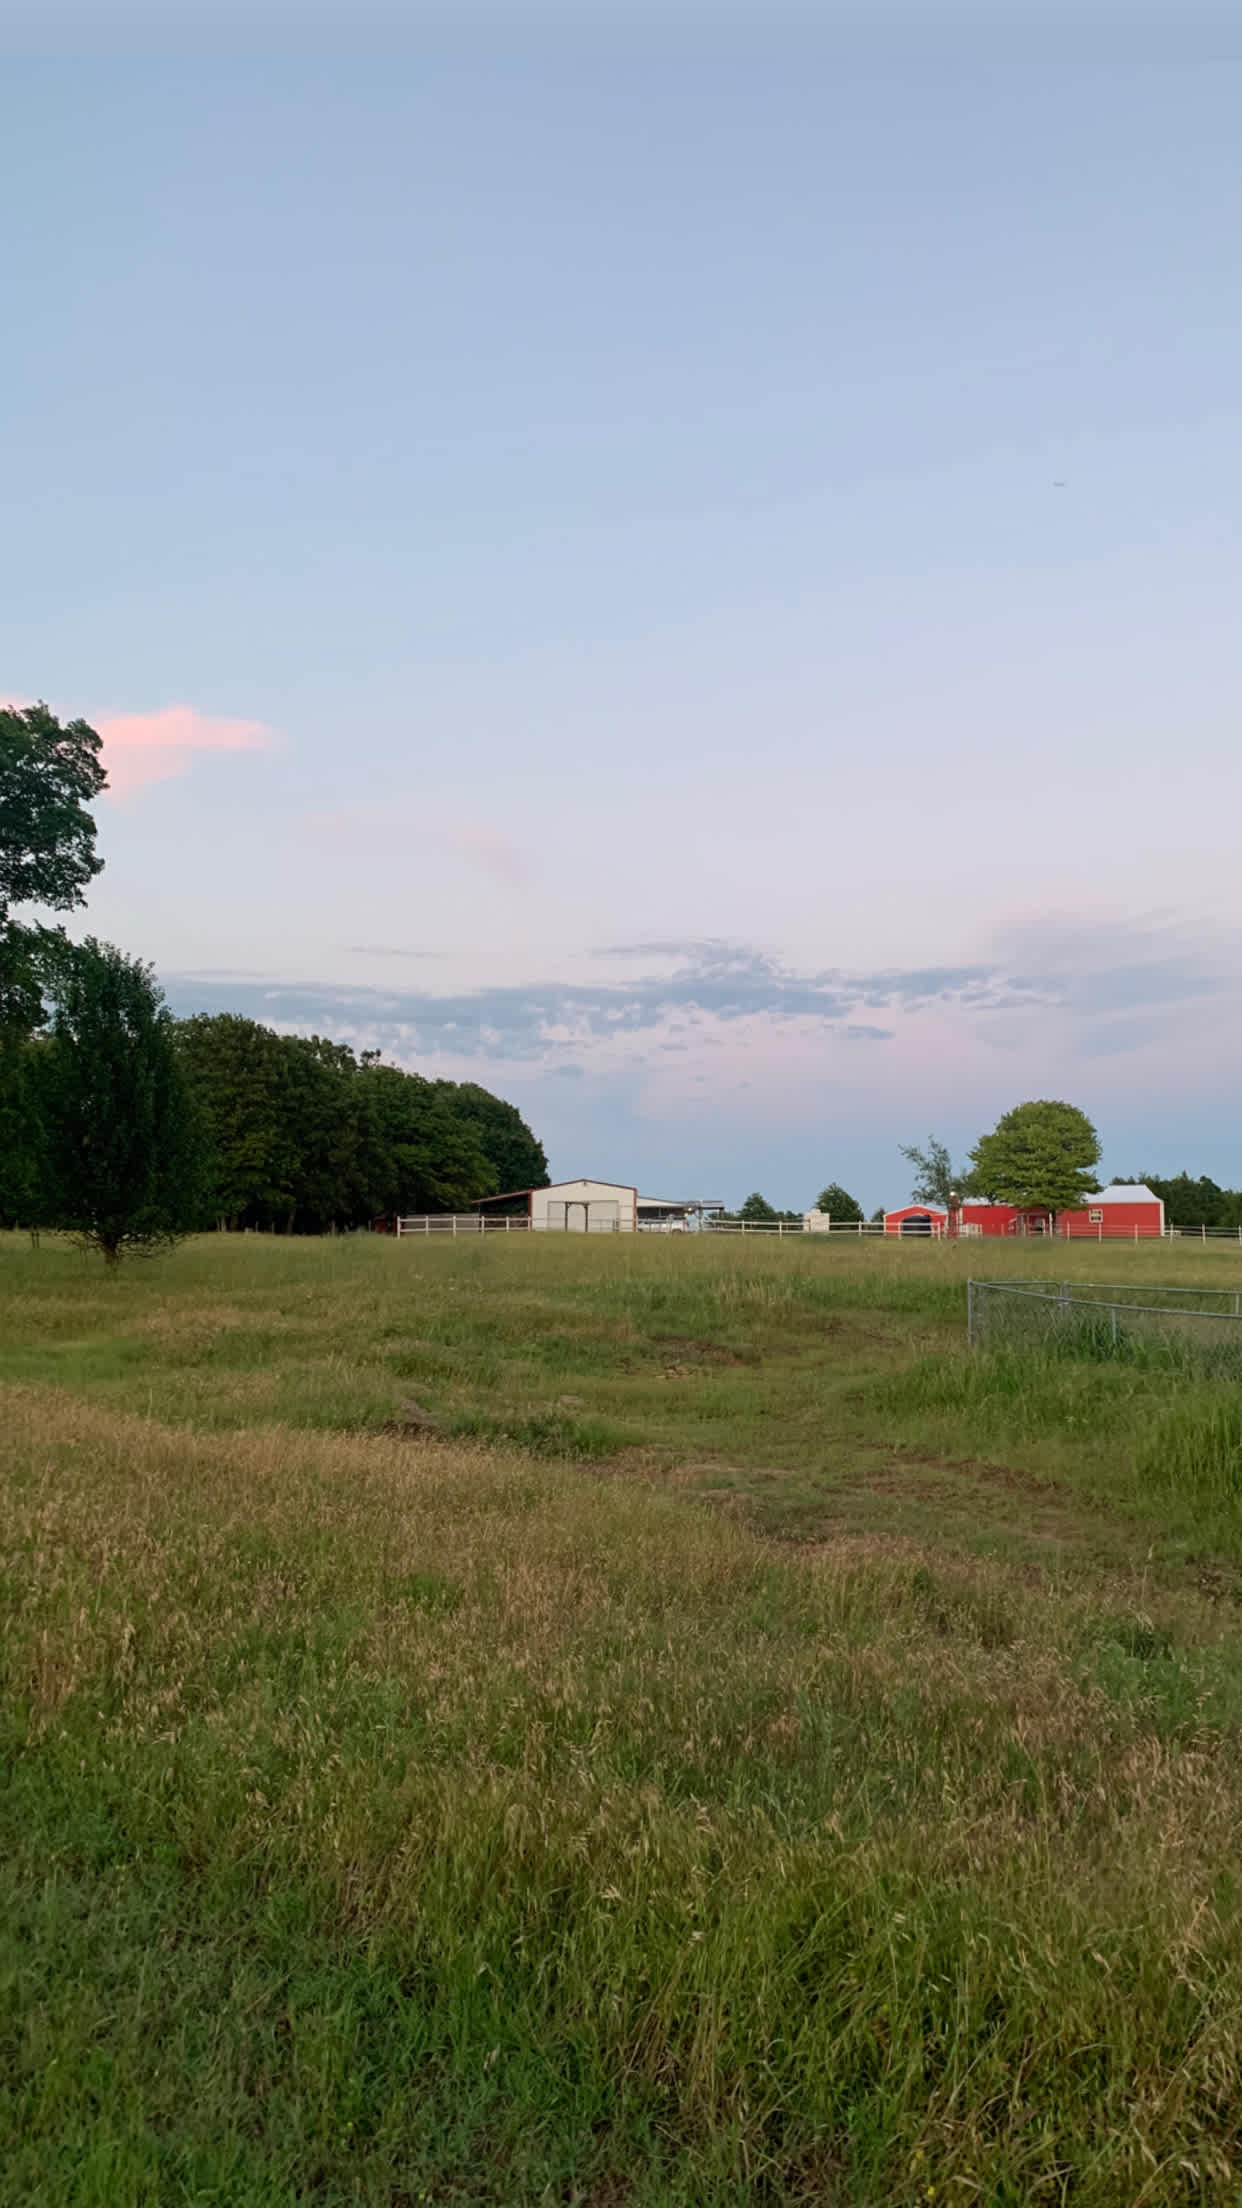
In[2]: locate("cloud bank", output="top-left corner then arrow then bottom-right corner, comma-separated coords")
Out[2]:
165,916 -> 1235,1073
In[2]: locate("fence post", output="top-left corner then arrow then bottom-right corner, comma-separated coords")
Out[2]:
1203,1224 -> 1207,1243
1111,1306 -> 1118,1347
967,1279 -> 975,1345
778,1220 -> 784,1238
424,1216 -> 429,1237
858,1218 -> 863,1236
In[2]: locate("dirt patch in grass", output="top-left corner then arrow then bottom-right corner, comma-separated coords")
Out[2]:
649,1334 -> 760,1366
1193,1559 -> 1242,1606
818,1444 -> 1136,1562
859,1440 -> 1069,1503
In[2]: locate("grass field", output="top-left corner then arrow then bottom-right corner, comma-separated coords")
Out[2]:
5,1231 -> 1242,2204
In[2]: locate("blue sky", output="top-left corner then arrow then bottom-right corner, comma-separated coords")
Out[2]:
4,36 -> 1240,1209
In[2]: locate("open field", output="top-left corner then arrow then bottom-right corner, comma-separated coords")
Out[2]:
5,1232 -> 1242,2203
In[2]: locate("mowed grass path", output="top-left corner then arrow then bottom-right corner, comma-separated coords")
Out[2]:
4,1234 -> 1242,2203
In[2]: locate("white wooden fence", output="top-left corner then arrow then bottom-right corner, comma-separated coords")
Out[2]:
392,1214 -> 1241,1244
395,1214 -> 530,1236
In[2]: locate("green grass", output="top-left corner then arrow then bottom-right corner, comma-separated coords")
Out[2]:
5,1232 -> 1242,2203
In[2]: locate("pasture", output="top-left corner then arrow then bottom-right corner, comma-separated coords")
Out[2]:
4,1231 -> 1242,2204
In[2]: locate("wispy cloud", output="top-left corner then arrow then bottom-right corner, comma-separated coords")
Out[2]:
162,916 -> 1240,1081
343,946 -> 445,959
97,704 -> 273,797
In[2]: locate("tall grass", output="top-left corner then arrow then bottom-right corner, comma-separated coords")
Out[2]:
5,1387 -> 1242,2204
6,1234 -> 1242,2199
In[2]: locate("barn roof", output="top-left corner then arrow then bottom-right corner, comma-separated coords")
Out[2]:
1093,1183 -> 1160,1205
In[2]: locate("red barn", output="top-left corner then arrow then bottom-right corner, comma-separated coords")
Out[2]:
883,1205 -> 948,1236
957,1201 -> 1051,1238
1058,1184 -> 1165,1238
885,1185 -> 1165,1240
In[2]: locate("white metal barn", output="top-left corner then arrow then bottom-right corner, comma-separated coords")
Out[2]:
530,1179 -> 638,1233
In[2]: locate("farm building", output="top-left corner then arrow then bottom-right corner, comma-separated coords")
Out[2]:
1082,1184 -> 1165,1233
883,1205 -> 948,1237
882,1185 -> 1165,1239
529,1180 -> 637,1233
472,1182 -> 724,1232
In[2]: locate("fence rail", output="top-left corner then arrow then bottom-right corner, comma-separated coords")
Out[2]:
704,1218 -> 886,1237
967,1277 -> 1242,1373
394,1214 -> 531,1236
391,1214 -> 1242,1245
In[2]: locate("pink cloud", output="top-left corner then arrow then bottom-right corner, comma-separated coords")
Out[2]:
96,705 -> 273,797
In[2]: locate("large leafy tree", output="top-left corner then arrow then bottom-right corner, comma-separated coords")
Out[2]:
0,701 -> 106,915
356,1065 -> 494,1219
274,1035 -> 363,1233
968,1100 -> 1101,1219
174,1019 -> 359,1233
434,1080 -> 548,1196
0,702 -> 107,1033
814,1182 -> 863,1222
38,940 -> 204,1264
174,1014 -> 299,1228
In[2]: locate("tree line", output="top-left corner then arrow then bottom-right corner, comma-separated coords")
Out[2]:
176,1014 -> 546,1233
1,704 -> 547,1261
723,1184 -> 867,1224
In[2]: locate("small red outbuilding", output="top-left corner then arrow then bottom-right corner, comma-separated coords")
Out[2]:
882,1205 -> 948,1237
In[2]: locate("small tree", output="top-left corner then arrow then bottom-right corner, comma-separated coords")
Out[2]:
737,1191 -> 778,1222
899,1136 -> 967,1209
39,939 -> 203,1264
968,1100 -> 1101,1221
814,1182 -> 863,1222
